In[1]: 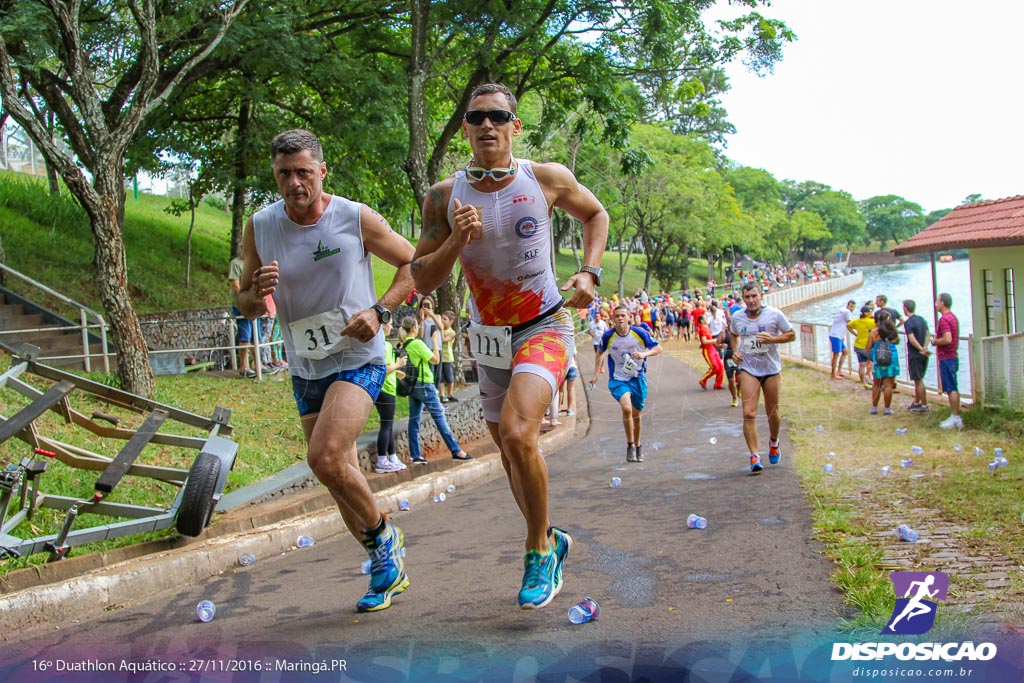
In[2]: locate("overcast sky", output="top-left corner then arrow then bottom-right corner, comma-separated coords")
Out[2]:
711,1 -> 1024,213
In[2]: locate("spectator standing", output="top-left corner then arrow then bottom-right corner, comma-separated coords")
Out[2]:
902,299 -> 931,414
228,255 -> 256,378
867,310 -> 900,415
398,317 -> 473,463
373,319 -> 406,473
847,305 -> 876,388
439,310 -> 458,402
932,293 -> 962,429
829,300 -> 856,380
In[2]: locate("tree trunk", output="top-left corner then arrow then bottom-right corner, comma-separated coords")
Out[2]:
70,165 -> 154,396
229,98 -> 252,258
403,0 -> 431,211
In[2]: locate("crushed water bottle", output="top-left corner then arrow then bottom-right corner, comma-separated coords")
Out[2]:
997,456 -> 1009,468
196,600 -> 216,622
238,553 -> 256,567
988,460 -> 999,473
895,524 -> 919,542
823,463 -> 834,474
398,500 -> 410,511
826,452 -> 836,459
901,458 -> 913,468
567,597 -> 600,624
446,484 -> 456,494
433,492 -> 446,503
973,446 -> 984,456
880,466 -> 891,476
911,446 -> 923,456
708,437 -> 718,445
686,514 -> 708,529
815,425 -> 824,432
993,448 -> 1003,457
953,444 -> 963,452
296,535 -> 315,548
610,477 -> 622,488
895,427 -> 908,435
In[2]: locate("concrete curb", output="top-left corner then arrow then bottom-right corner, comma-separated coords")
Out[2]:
0,409 -> 586,637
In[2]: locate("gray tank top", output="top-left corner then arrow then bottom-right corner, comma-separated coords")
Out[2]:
253,195 -> 384,379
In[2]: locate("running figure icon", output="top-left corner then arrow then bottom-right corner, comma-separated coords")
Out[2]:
884,571 -> 948,635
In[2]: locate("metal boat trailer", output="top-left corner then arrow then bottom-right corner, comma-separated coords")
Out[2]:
0,346 -> 237,560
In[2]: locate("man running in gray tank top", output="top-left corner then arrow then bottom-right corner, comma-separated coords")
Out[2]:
235,129 -> 415,613
729,282 -> 796,475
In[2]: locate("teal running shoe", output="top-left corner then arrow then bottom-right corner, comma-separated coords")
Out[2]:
518,549 -> 559,609
356,521 -> 409,612
750,453 -> 764,474
550,526 -> 573,593
768,441 -> 781,465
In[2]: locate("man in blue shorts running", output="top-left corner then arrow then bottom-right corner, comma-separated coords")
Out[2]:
589,305 -> 662,463
236,130 -> 415,613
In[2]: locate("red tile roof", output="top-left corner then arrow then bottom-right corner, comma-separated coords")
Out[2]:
892,195 -> 1024,255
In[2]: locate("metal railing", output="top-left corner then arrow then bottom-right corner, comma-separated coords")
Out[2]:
0,263 -> 110,372
973,331 -> 1024,409
777,320 -> 975,400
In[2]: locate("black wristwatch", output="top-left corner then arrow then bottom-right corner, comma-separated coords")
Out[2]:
372,303 -> 392,324
578,265 -> 603,287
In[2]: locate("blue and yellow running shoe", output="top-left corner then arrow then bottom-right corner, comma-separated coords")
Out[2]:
550,526 -> 572,593
356,521 -> 409,612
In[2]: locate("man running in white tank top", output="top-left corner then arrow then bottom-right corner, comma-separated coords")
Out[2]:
235,130 -> 415,613
412,83 -> 609,610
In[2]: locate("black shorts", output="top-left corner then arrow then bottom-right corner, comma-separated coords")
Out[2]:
739,369 -> 779,387
908,356 -> 928,382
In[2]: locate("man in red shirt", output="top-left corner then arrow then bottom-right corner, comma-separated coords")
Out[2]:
931,292 -> 961,429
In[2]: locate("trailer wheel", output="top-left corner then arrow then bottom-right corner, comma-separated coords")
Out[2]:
176,452 -> 221,537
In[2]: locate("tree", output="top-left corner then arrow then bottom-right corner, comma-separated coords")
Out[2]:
860,195 -> 925,251
0,1 -> 248,396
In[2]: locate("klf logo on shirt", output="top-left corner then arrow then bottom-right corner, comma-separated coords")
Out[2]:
884,571 -> 948,635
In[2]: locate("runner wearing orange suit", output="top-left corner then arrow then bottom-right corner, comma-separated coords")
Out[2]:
411,83 -> 609,611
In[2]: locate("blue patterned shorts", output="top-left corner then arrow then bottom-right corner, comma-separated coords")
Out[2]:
292,364 -> 385,416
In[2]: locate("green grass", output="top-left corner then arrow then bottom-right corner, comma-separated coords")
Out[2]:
666,343 -> 1024,632
0,362 -> 411,571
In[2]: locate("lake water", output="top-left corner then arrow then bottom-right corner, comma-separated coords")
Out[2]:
785,259 -> 973,394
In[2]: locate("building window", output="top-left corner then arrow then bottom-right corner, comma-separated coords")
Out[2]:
1005,268 -> 1017,334
982,269 -> 995,336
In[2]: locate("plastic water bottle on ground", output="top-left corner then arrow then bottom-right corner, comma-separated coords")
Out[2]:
446,484 -> 456,494
686,514 -> 708,529
993,448 -> 1003,457
296,535 -> 314,548
708,437 -> 717,445
910,446 -> 923,456
895,427 -> 908,435
815,425 -> 824,432
823,463 -> 834,474
901,458 -> 913,468
997,457 -> 1009,468
953,444 -> 963,452
568,597 -> 600,624
973,446 -> 984,456
826,452 -> 836,459
433,492 -> 446,503
610,477 -> 622,488
880,466 -> 891,476
988,460 -> 999,473
238,553 -> 256,567
398,500 -> 410,511
196,600 -> 216,622
895,524 -> 919,542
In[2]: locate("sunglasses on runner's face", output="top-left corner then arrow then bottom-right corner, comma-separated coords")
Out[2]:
464,165 -> 515,182
463,109 -> 517,125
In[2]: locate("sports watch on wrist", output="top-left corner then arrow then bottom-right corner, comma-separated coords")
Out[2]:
577,265 -> 603,287
372,303 -> 392,324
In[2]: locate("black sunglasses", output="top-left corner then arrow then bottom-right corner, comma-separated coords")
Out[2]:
464,109 -> 517,126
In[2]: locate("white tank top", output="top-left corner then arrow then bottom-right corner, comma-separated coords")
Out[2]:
449,160 -> 562,326
253,196 -> 384,379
